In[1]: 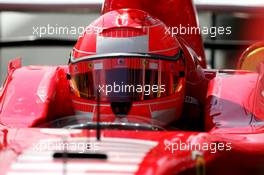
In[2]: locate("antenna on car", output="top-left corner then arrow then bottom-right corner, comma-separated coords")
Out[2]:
62,136 -> 68,175
96,86 -> 101,141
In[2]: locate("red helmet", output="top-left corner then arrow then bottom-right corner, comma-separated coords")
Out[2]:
68,9 -> 186,126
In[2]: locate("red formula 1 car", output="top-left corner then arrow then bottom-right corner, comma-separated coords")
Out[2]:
1,0 -> 264,175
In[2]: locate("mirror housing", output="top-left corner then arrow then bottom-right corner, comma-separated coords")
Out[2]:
238,42 -> 264,72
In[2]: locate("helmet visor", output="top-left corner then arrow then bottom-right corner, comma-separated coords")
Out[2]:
69,55 -> 184,102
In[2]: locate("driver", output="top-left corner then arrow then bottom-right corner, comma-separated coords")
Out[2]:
68,8 -> 186,127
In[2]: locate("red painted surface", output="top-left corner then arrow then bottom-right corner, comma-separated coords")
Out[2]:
0,128 -> 263,175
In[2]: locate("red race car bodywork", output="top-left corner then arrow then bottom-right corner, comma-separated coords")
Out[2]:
0,0 -> 264,175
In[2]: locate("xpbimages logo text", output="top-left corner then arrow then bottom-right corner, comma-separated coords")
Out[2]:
98,82 -> 166,96
164,139 -> 232,154
32,24 -> 103,37
165,24 -> 232,38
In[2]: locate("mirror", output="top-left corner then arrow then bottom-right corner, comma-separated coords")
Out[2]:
238,42 -> 264,72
